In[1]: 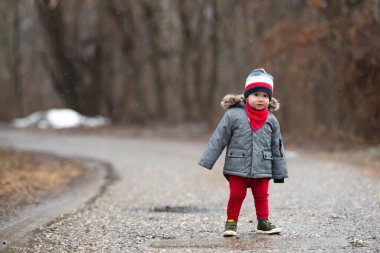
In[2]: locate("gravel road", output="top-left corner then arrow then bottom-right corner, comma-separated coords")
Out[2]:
0,127 -> 379,252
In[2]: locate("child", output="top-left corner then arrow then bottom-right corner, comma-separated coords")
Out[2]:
198,68 -> 288,236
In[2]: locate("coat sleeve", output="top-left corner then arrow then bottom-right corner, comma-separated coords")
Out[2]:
271,118 -> 288,181
198,111 -> 232,170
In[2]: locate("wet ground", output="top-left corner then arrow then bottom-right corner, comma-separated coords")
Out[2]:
0,127 -> 379,252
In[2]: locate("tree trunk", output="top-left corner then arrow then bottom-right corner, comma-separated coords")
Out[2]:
141,0 -> 166,118
192,8 -> 205,121
11,0 -> 23,116
205,0 -> 220,126
177,2 -> 192,120
107,0 -> 147,123
35,0 -> 105,116
35,0 -> 79,110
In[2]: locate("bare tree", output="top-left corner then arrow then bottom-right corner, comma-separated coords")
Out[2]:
34,0 -> 105,116
0,0 -> 23,119
177,1 -> 193,120
177,1 -> 208,120
204,0 -> 220,125
10,0 -> 22,116
140,0 -> 166,118
107,0 -> 148,123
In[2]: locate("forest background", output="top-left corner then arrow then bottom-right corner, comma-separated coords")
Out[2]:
0,0 -> 379,145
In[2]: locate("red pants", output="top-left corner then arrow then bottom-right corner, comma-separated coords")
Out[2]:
227,175 -> 269,221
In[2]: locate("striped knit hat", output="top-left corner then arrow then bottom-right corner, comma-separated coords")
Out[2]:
244,68 -> 274,100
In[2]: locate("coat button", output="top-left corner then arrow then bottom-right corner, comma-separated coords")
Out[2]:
242,154 -> 246,157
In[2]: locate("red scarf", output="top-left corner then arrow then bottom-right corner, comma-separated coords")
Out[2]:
245,102 -> 268,131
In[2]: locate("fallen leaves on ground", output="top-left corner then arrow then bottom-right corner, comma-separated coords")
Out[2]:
0,149 -> 83,219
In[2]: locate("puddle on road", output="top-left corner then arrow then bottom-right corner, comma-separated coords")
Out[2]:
149,235 -> 349,251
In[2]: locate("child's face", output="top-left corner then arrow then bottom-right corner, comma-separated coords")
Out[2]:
247,91 -> 270,110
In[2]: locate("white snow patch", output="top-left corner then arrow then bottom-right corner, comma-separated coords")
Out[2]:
13,109 -> 110,129
46,109 -> 81,128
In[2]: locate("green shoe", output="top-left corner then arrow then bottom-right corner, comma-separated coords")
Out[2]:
257,219 -> 281,234
223,220 -> 237,237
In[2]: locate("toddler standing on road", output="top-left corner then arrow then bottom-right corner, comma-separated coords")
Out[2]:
198,68 -> 288,236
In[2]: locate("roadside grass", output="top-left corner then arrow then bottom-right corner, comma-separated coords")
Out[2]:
0,149 -> 83,220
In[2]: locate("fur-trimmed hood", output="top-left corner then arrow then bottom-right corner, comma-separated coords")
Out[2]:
220,94 -> 280,112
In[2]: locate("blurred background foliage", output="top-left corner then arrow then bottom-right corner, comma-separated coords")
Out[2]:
0,0 -> 379,144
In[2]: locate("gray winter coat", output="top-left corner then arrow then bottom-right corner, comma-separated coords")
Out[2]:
198,94 -> 288,181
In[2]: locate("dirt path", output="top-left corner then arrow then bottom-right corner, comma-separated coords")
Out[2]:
0,127 -> 379,252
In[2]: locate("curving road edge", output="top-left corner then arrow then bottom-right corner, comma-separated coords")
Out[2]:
0,155 -> 118,252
